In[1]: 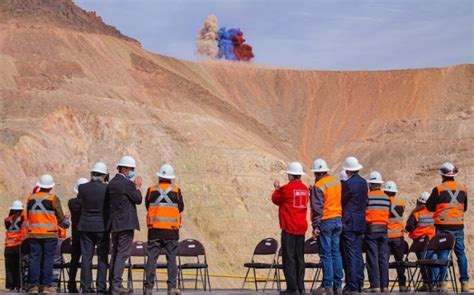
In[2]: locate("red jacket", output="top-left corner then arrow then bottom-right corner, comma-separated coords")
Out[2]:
272,179 -> 309,235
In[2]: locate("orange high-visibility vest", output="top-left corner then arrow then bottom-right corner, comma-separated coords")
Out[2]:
26,193 -> 59,235
409,208 -> 435,240
314,175 -> 342,220
4,215 -> 24,247
146,184 -> 181,230
366,189 -> 390,225
434,181 -> 466,226
388,195 -> 405,239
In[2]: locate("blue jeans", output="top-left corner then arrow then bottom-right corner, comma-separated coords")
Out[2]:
342,231 -> 364,291
416,250 -> 439,285
437,229 -> 469,282
318,217 -> 343,289
28,238 -> 58,287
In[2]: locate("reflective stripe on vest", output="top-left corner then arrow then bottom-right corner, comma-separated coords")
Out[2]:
418,214 -> 435,227
27,193 -> 58,234
389,196 -> 402,222
366,191 -> 390,225
439,183 -> 463,223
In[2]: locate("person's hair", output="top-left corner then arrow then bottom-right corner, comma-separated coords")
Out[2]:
159,177 -> 172,183
9,209 -> 22,216
385,191 -> 396,197
39,188 -> 52,193
91,172 -> 107,182
314,172 -> 328,178
441,176 -> 455,182
369,183 -> 382,190
290,174 -> 301,180
346,170 -> 359,176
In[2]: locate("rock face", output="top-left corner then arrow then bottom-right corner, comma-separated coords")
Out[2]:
0,0 -> 473,287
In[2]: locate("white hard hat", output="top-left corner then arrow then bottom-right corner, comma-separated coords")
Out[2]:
36,174 -> 55,189
342,156 -> 363,171
417,192 -> 430,204
287,161 -> 305,176
91,162 -> 108,174
10,200 -> 24,210
383,180 -> 398,193
117,156 -> 136,168
339,169 -> 348,181
157,163 -> 176,179
368,171 -> 384,184
74,177 -> 89,193
439,162 -> 458,177
310,159 -> 330,172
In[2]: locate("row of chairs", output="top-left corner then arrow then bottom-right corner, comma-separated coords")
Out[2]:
20,238 -> 211,292
242,232 -> 458,293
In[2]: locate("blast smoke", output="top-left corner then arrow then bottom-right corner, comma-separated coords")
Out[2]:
196,14 -> 219,58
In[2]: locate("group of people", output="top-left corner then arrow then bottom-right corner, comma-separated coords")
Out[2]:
272,156 -> 469,294
4,156 -> 184,294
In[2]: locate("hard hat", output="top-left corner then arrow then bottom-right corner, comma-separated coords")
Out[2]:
339,169 -> 348,181
383,180 -> 398,193
157,163 -> 176,179
74,177 -> 89,193
310,159 -> 330,172
91,162 -> 108,174
287,161 -> 305,176
417,192 -> 430,204
10,200 -> 24,210
36,174 -> 55,189
439,162 -> 458,177
342,156 -> 363,171
368,171 -> 384,184
117,156 -> 136,168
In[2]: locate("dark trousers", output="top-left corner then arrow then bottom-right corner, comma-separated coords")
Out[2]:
144,239 -> 178,290
281,231 -> 305,292
80,231 -> 110,292
365,232 -> 389,289
342,231 -> 364,291
109,230 -> 134,289
388,238 -> 406,287
28,238 -> 58,287
68,231 -> 81,291
4,246 -> 21,290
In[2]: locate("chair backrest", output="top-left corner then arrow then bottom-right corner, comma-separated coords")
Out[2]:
408,236 -> 430,254
60,237 -> 72,254
178,239 -> 206,257
427,232 -> 455,252
253,238 -> 278,255
304,238 -> 318,254
130,241 -> 147,257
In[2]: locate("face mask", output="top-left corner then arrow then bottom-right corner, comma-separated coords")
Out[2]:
127,171 -> 136,180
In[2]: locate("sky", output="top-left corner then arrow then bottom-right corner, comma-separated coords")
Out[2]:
75,0 -> 473,70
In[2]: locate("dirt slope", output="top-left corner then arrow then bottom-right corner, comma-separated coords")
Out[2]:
0,0 -> 473,287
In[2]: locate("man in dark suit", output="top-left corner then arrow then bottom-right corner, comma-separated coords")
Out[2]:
67,177 -> 89,293
106,156 -> 143,293
78,162 -> 110,293
341,156 -> 368,293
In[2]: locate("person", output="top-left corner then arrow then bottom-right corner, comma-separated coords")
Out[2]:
26,174 -> 69,293
106,156 -> 143,293
78,162 -> 110,293
67,177 -> 89,293
383,181 -> 407,292
364,171 -> 390,293
144,164 -> 185,295
309,159 -> 343,294
272,161 -> 308,294
426,162 -> 469,292
340,156 -> 367,293
4,200 -> 27,291
405,192 -> 437,292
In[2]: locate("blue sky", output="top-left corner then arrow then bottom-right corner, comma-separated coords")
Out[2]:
75,0 -> 473,70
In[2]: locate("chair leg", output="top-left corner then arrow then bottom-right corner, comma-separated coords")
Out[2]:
241,268 -> 250,291
253,267 -> 258,291
207,268 -> 212,292
263,266 -> 273,292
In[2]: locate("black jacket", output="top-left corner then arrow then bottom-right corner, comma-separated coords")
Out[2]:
77,180 -> 108,232
341,174 -> 368,232
68,197 -> 82,235
106,174 -> 143,232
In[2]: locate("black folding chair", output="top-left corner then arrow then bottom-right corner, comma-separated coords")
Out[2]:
395,236 -> 431,291
19,238 -> 31,291
388,239 -> 409,291
415,232 -> 457,292
57,238 -> 71,292
126,241 -> 147,291
241,238 -> 278,291
271,248 -> 283,291
305,238 -> 322,291
178,239 -> 211,291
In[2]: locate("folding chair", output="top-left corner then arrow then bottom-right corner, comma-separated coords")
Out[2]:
388,239 -> 409,291
271,248 -> 283,291
19,238 -> 31,291
57,238 -> 70,292
241,238 -> 278,291
126,241 -> 147,291
178,239 -> 211,291
415,232 -> 457,292
304,238 -> 322,291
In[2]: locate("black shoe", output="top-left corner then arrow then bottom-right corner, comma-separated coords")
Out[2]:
111,287 -> 131,293
280,290 -> 299,294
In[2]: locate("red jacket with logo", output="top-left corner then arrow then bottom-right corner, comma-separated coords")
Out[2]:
272,179 -> 309,235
